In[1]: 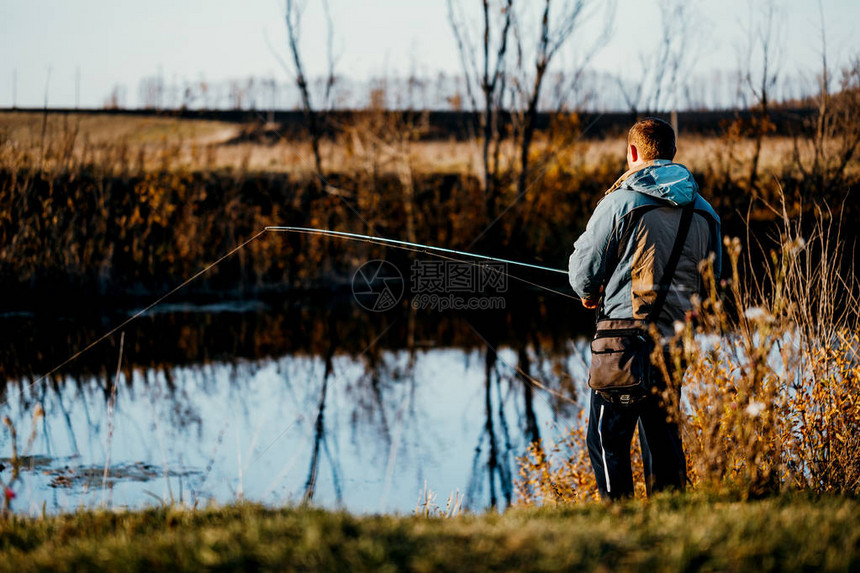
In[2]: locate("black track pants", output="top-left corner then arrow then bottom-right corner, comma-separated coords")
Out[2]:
586,389 -> 686,500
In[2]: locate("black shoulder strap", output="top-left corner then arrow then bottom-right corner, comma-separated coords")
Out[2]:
648,199 -> 696,324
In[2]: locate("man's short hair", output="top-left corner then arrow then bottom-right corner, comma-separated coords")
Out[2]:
628,117 -> 676,161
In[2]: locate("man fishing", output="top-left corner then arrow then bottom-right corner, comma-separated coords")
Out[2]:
568,117 -> 721,500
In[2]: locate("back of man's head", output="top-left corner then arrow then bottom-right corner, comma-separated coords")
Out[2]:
628,118 -> 676,161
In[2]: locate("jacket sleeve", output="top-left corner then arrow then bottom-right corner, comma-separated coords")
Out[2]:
698,193 -> 722,279
711,218 -> 722,279
568,195 -> 620,301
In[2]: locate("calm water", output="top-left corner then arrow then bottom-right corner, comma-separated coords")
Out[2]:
0,294 -> 593,515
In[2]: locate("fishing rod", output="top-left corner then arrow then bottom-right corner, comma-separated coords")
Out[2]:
4,226 -> 577,408
265,226 -> 569,276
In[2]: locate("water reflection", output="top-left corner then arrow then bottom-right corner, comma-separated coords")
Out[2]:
0,294 -> 593,515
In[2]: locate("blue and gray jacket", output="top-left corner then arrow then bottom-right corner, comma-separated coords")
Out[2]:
568,160 -> 721,336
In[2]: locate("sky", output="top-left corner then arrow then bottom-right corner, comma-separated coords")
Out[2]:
1,0 -> 858,109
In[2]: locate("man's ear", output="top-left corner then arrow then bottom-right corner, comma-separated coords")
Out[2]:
629,143 -> 639,163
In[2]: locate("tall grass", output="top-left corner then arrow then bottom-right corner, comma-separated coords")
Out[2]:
676,199 -> 860,496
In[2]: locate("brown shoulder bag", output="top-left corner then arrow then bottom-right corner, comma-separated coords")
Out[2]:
587,200 -> 696,406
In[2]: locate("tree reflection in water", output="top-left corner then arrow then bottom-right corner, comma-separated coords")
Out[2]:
303,314 -> 343,505
0,294 -> 591,513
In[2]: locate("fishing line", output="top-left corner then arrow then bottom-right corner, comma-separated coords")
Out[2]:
4,226 -> 578,407
466,322 -> 577,405
404,247 -> 580,302
1,229 -> 268,408
266,226 -> 568,275
267,226 -> 581,301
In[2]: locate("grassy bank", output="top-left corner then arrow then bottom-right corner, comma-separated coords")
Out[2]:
1,494 -> 858,572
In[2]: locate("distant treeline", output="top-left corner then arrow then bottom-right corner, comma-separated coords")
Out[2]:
0,107 -> 819,140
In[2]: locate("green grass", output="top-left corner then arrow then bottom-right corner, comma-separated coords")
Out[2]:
1,494 -> 858,572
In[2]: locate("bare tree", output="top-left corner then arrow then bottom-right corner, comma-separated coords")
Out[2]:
285,0 -> 338,181
448,0 -> 515,223
103,84 -> 126,110
510,0 -> 611,212
791,3 -> 860,199
614,0 -> 699,118
138,75 -> 164,110
740,0 -> 781,192
448,0 -> 611,236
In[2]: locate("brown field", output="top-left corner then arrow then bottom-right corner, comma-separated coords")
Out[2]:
3,111 -> 852,182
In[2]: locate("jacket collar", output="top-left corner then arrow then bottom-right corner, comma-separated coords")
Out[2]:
604,160 -> 659,195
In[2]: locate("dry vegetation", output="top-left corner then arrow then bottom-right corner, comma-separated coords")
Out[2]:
1,99 -> 859,310
518,202 -> 860,502
2,106 -> 858,293
0,110 -> 609,297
